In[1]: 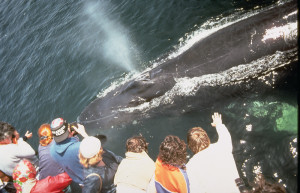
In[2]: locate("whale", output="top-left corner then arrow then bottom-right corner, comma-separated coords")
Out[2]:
78,0 -> 298,130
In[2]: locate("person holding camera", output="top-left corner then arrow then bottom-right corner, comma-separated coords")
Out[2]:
49,118 -> 89,187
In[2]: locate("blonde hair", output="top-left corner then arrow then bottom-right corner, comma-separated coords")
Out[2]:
38,124 -> 53,146
187,127 -> 210,154
79,148 -> 104,168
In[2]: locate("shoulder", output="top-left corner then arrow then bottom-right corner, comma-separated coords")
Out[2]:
0,144 -> 15,151
83,172 -> 102,192
103,149 -> 123,163
0,144 -> 16,158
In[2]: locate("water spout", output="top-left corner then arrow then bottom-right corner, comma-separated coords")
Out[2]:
83,1 -> 138,72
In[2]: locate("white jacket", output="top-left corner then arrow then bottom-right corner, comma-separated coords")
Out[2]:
0,138 -> 37,176
114,151 -> 155,193
186,124 -> 240,193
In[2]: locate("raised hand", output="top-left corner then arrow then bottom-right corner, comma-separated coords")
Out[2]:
25,131 -> 33,139
71,123 -> 89,138
211,112 -> 223,127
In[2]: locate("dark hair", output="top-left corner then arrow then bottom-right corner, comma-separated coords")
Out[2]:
251,174 -> 286,193
187,127 -> 210,154
0,122 -> 15,142
158,135 -> 187,169
126,135 -> 148,153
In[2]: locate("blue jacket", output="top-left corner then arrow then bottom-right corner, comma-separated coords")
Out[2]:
50,137 -> 84,184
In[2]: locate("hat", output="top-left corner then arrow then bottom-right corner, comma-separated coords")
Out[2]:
80,136 -> 101,159
12,159 -> 37,192
50,118 -> 69,143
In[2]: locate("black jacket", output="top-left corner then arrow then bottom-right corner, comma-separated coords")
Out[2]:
82,149 -> 123,193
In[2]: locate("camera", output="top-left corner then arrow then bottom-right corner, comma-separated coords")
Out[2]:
69,122 -> 79,136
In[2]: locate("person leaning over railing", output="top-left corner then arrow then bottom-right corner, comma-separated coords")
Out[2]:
186,112 -> 242,193
154,135 -> 190,193
0,121 -> 37,193
114,135 -> 156,193
79,136 -> 123,193
49,118 -> 89,188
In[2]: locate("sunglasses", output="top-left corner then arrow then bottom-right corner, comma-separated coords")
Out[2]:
40,136 -> 49,140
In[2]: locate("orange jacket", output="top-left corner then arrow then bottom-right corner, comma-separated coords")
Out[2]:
154,159 -> 190,193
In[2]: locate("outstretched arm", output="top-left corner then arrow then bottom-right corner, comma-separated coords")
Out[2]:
211,112 -> 233,151
16,138 -> 36,158
22,131 -> 33,141
71,123 -> 89,138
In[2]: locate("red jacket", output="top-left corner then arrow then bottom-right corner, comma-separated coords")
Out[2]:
31,172 -> 72,193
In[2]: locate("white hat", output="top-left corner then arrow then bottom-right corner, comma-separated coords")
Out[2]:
80,136 -> 101,159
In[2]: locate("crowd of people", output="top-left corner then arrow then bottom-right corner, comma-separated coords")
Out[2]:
0,113 -> 286,193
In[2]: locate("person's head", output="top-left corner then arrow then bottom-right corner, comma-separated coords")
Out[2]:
38,124 -> 53,146
12,130 -> 20,143
12,159 -> 37,192
126,135 -> 148,153
251,174 -> 286,193
50,118 -> 70,143
0,121 -> 15,144
187,127 -> 210,154
79,136 -> 104,168
158,135 -> 187,168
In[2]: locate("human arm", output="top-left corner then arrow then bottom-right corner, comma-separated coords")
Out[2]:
22,131 -> 33,141
211,112 -> 233,151
71,123 -> 89,138
15,138 -> 36,158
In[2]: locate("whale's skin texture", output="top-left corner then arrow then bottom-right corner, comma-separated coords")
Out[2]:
78,0 -> 298,130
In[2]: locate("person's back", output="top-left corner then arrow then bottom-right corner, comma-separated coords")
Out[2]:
186,113 -> 240,193
49,118 -> 88,185
37,124 -> 65,180
114,136 -> 155,193
0,122 -> 37,177
79,136 -> 123,193
50,135 -> 83,184
154,135 -> 190,193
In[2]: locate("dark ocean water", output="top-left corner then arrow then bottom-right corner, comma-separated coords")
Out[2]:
0,0 -> 297,192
